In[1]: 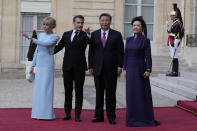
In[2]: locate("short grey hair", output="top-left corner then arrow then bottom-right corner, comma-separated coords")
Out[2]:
43,17 -> 56,28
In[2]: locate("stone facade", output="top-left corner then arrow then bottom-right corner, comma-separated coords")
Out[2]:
51,0 -> 124,68
0,0 -> 20,64
0,0 -> 197,72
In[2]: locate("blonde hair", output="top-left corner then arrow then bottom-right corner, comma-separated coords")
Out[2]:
43,17 -> 56,28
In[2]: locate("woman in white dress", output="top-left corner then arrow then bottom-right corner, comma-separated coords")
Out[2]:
22,17 -> 60,120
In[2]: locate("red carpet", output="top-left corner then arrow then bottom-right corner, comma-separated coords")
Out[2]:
177,101 -> 197,115
0,108 -> 197,131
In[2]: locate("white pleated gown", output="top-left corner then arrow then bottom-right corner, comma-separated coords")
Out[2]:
31,33 -> 59,119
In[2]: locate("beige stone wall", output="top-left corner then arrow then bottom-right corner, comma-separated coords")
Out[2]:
72,0 -> 115,30
181,0 -> 197,66
1,0 -> 197,70
51,0 -> 124,68
21,0 -> 51,13
114,0 -> 124,33
182,0 -> 194,35
51,0 -> 73,68
182,47 -> 197,66
51,0 -> 122,34
0,0 -> 20,63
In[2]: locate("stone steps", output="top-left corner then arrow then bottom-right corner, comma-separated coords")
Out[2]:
188,66 -> 197,73
151,53 -> 188,73
0,63 -> 25,72
180,72 -> 197,81
152,57 -> 185,61
150,77 -> 197,100
151,85 -> 192,107
157,74 -> 197,90
153,60 -> 187,66
152,66 -> 188,74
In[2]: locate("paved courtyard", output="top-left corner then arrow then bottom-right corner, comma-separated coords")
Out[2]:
0,72 -> 168,109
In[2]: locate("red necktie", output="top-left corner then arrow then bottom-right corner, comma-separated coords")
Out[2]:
102,32 -> 106,48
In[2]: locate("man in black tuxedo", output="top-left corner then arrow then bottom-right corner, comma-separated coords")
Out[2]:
54,15 -> 90,122
88,13 -> 124,124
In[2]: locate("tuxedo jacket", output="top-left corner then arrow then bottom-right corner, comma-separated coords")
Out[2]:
88,29 -> 124,75
54,30 -> 90,71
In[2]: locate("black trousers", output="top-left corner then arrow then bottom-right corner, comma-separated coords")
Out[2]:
63,68 -> 85,116
172,58 -> 179,73
93,68 -> 117,121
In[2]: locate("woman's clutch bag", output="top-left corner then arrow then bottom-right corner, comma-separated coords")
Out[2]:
27,73 -> 35,82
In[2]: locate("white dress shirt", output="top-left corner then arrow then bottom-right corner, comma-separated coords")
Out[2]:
70,29 -> 78,41
101,29 -> 109,40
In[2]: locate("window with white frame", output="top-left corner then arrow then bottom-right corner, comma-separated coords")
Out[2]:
20,13 -> 50,61
124,0 -> 155,40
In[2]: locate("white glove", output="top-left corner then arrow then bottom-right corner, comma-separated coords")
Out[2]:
174,39 -> 180,49
165,21 -> 169,31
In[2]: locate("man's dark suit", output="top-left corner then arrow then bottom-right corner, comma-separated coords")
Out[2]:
54,30 -> 89,116
88,29 -> 124,121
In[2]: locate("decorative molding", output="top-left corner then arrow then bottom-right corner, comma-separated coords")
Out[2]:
21,1 -> 51,13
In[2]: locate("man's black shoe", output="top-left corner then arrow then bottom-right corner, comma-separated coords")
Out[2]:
75,115 -> 82,122
109,120 -> 116,125
166,72 -> 178,77
91,118 -> 104,122
62,114 -> 71,120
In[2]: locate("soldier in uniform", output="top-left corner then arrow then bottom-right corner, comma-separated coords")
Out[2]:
166,3 -> 184,76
